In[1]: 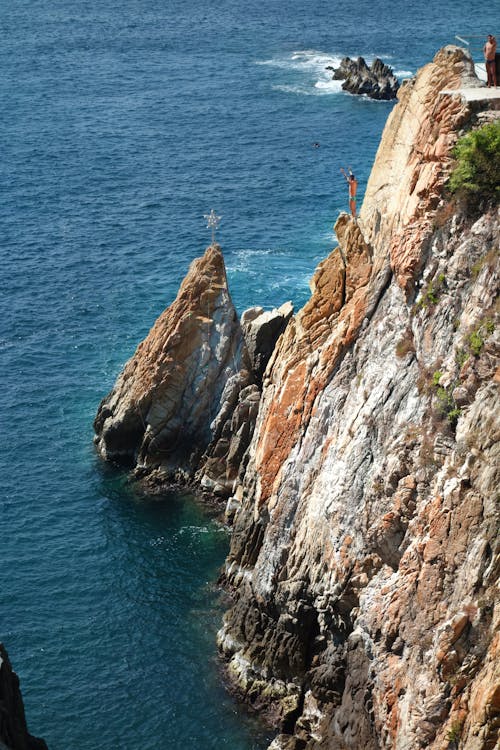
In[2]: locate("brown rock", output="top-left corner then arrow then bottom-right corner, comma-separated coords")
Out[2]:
94,245 -> 251,479
217,47 -> 500,750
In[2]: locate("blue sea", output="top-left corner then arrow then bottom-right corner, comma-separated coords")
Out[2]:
1,2 -> 496,748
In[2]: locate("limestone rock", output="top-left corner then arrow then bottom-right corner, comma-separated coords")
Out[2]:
197,381 -> 260,496
360,46 -> 478,293
329,56 -> 399,100
0,644 -> 47,750
94,245 -> 250,477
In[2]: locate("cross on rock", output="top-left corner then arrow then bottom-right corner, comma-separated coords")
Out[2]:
204,209 -> 222,244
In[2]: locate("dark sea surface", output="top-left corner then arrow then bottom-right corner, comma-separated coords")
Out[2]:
1,1 -> 496,748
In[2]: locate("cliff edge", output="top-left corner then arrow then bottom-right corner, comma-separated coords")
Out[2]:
93,45 -> 499,749
217,47 -> 499,749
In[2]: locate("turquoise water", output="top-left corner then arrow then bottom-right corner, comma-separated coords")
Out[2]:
1,1 -> 497,748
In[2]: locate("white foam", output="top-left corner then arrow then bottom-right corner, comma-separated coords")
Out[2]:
256,50 -> 343,72
272,83 -> 315,96
232,247 -> 273,258
315,79 -> 343,93
255,49 -> 345,96
395,69 -> 414,77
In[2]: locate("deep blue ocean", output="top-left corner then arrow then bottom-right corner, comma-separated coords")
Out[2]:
1,2 -> 496,748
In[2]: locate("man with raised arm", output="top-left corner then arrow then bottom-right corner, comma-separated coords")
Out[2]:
341,167 -> 358,218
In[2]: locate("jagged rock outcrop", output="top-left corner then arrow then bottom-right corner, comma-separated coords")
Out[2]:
94,244 -> 250,478
217,47 -> 500,749
241,303 -> 294,384
328,56 -> 399,100
94,245 -> 293,496
93,45 -> 499,748
198,303 -> 293,496
0,644 -> 47,750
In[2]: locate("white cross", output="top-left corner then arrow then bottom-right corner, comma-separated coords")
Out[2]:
204,209 -> 222,244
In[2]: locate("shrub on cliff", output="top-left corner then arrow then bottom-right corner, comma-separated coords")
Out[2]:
449,121 -> 500,212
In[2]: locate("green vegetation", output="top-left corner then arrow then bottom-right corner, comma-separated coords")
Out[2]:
449,122 -> 500,212
431,371 -> 461,427
446,719 -> 464,744
432,370 -> 443,386
455,348 -> 469,369
468,329 -> 484,357
417,273 -> 446,309
485,319 -> 495,335
454,318 -> 495,369
467,318 -> 495,357
436,386 -> 461,425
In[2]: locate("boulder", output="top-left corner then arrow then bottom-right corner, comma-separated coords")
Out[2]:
242,302 -> 294,383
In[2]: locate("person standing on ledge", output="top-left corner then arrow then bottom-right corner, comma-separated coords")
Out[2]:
341,167 -> 358,217
484,34 -> 497,87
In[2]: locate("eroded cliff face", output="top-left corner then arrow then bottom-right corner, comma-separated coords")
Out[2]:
94,244 -> 251,479
94,244 -> 292,494
218,47 -> 500,749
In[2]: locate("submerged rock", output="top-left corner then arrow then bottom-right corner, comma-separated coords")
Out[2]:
328,55 -> 399,99
0,644 -> 48,750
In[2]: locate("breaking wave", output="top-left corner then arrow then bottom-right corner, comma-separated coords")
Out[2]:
256,49 -> 345,96
256,49 -> 411,96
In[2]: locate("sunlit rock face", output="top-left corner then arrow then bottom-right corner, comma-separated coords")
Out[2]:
94,245 -> 293,496
360,45 -> 476,292
94,244 -> 251,477
218,47 -> 500,750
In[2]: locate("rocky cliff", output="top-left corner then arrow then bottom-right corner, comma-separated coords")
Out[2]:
217,47 -> 500,749
0,644 -> 47,750
94,244 -> 292,493
94,46 -> 499,749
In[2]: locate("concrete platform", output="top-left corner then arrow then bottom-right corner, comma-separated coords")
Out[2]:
440,87 -> 500,102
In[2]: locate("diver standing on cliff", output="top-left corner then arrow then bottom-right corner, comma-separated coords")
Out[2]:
340,167 -> 358,217
484,35 -> 497,87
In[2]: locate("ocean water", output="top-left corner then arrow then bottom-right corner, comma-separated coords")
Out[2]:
1,2 -> 497,748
